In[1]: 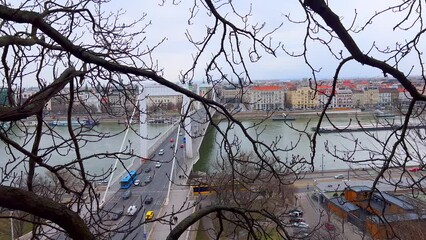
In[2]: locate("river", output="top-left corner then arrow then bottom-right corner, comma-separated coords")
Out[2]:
0,123 -> 171,178
193,115 -> 420,173
0,115 -> 420,177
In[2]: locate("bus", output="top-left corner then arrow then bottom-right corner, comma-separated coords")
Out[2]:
192,185 -> 215,195
120,170 -> 137,189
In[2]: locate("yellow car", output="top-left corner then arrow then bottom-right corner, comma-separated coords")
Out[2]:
145,211 -> 154,220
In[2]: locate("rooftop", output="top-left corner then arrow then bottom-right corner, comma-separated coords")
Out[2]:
329,197 -> 361,212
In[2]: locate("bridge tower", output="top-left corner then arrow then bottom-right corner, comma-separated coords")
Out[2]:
139,83 -> 195,160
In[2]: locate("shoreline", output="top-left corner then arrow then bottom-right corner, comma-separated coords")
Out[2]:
214,109 -> 379,121
36,109 -> 393,124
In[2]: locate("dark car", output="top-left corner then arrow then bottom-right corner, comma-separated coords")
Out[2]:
144,176 -> 152,184
289,218 -> 305,223
144,196 -> 153,204
110,210 -> 123,220
289,209 -> 303,217
144,167 -> 151,173
122,190 -> 132,200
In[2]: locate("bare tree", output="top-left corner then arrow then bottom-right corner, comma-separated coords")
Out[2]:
0,0 -> 425,239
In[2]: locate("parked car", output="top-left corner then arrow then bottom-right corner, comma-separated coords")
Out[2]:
145,210 -> 154,220
144,167 -> 151,173
409,167 -> 421,172
324,222 -> 335,231
127,205 -> 137,216
158,149 -> 164,155
289,209 -> 303,217
122,190 -> 132,200
134,179 -> 141,186
144,176 -> 152,184
144,196 -> 153,205
293,222 -> 309,228
155,162 -> 161,168
289,218 -> 305,223
334,174 -> 345,179
110,210 -> 123,220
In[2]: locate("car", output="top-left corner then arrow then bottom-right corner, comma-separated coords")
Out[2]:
110,210 -> 123,220
144,167 -> 151,173
122,190 -> 132,199
324,222 -> 335,231
334,174 -> 345,179
170,138 -> 174,142
293,222 -> 309,228
294,231 -> 309,238
155,162 -> 161,168
127,205 -> 137,216
145,210 -> 154,220
158,149 -> 164,155
289,218 -> 305,223
144,196 -> 153,204
170,143 -> 175,148
180,144 -> 184,148
179,131 -> 183,136
144,176 -> 152,183
289,209 -> 303,217
134,179 -> 141,186
409,167 -> 421,172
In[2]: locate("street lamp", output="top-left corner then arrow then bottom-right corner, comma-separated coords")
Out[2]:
321,154 -> 324,176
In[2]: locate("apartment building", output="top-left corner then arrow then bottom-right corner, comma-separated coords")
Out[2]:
146,95 -> 183,113
220,85 -> 246,104
363,87 -> 380,108
290,86 -> 317,109
352,89 -> 364,109
249,85 -> 285,111
378,88 -> 399,107
335,88 -> 353,108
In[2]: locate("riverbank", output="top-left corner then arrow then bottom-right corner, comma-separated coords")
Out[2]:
213,109 -> 377,121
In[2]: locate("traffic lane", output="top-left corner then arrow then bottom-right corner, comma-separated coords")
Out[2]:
111,192 -> 146,239
110,126 -> 182,236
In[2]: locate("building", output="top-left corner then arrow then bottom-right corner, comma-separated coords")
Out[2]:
363,87 -> 380,108
249,85 -> 285,111
351,89 -> 364,109
335,88 -> 353,108
21,87 -> 52,111
378,88 -> 399,107
146,95 -> 183,113
314,181 -> 426,240
220,85 -> 246,104
289,86 -> 317,109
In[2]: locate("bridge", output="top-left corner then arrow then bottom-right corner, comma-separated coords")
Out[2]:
98,82 -> 216,240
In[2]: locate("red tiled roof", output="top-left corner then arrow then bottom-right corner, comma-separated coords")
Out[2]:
251,85 -> 282,91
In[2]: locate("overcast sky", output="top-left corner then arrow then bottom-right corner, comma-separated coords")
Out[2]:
111,0 -> 421,82
13,1 -> 425,84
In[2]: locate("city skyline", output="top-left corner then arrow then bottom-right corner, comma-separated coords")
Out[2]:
7,1 -> 422,86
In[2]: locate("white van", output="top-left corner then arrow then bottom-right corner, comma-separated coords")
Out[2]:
127,205 -> 137,216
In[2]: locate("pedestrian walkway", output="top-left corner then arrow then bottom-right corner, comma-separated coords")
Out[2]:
149,121 -> 209,239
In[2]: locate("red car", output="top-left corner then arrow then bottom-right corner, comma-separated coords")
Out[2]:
170,138 -> 174,143
409,167 -> 421,172
180,144 -> 184,148
325,222 -> 335,231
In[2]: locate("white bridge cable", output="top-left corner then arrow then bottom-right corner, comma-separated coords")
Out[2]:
100,105 -> 138,207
